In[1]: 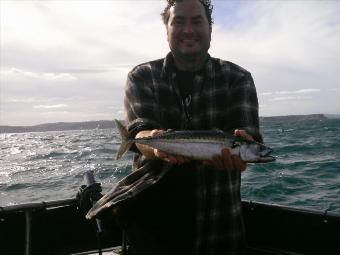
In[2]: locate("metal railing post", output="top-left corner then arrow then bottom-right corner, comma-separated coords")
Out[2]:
25,210 -> 32,255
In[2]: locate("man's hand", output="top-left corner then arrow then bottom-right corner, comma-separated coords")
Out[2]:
203,148 -> 246,171
154,149 -> 189,164
234,129 -> 254,141
202,129 -> 253,172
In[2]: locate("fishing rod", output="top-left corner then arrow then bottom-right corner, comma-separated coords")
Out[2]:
84,170 -> 104,255
83,170 -> 129,255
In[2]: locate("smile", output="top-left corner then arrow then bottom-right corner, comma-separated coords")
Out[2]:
180,39 -> 199,44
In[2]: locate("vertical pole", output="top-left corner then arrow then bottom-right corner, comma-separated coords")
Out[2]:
25,210 -> 32,255
121,229 -> 128,254
85,170 -> 103,255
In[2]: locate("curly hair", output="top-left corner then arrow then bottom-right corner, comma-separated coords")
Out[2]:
161,0 -> 214,28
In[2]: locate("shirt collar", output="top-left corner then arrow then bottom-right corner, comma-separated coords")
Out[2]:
161,52 -> 213,78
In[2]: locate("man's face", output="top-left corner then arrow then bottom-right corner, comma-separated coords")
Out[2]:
166,0 -> 211,58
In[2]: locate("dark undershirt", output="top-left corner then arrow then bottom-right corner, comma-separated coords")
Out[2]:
176,68 -> 204,129
176,69 -> 195,100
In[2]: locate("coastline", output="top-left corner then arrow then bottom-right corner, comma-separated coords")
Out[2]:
1,114 -> 339,134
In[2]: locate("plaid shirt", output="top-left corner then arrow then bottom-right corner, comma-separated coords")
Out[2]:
87,52 -> 261,254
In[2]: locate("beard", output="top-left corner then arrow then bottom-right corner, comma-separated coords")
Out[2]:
170,37 -> 210,60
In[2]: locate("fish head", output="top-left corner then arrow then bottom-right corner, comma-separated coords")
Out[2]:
239,142 -> 275,163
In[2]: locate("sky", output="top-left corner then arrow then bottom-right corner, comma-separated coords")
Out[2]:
1,0 -> 340,126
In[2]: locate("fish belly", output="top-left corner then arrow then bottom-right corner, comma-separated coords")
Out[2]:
141,140 -> 228,160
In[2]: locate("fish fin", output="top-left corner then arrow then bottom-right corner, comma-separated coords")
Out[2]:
114,119 -> 134,160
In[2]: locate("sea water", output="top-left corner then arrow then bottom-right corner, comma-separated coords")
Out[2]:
1,116 -> 340,213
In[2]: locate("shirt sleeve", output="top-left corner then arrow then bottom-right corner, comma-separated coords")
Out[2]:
228,72 -> 263,143
124,66 -> 162,138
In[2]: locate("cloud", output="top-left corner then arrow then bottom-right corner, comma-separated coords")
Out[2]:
269,96 -> 312,102
1,0 -> 339,125
33,104 -> 68,109
2,68 -> 77,82
8,98 -> 38,103
210,1 -> 340,117
212,1 -> 340,62
261,89 -> 321,96
1,1 -> 168,72
6,96 -> 83,104
262,87 -> 321,101
211,1 -> 340,93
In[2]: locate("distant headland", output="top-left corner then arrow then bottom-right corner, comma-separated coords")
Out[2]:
0,114 -> 339,134
0,120 -> 117,134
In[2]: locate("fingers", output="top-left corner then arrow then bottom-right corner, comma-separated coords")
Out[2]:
174,155 -> 189,164
234,129 -> 254,141
212,154 -> 224,170
204,148 -> 247,172
154,149 -> 189,165
150,129 -> 163,136
231,154 -> 246,172
222,148 -> 233,169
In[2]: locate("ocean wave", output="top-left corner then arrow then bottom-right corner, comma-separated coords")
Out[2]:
28,150 -> 78,160
1,118 -> 340,213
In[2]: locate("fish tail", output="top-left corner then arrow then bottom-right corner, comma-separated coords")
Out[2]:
114,119 -> 134,160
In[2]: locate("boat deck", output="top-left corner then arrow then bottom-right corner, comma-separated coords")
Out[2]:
2,199 -> 340,255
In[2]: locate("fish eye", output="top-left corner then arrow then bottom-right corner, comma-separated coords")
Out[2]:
231,141 -> 240,148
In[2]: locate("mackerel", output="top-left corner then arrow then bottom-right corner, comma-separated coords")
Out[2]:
114,120 -> 275,163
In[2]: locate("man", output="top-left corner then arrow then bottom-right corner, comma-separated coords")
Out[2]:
89,0 -> 262,254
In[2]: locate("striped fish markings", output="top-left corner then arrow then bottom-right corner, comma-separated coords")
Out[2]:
114,120 -> 275,163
